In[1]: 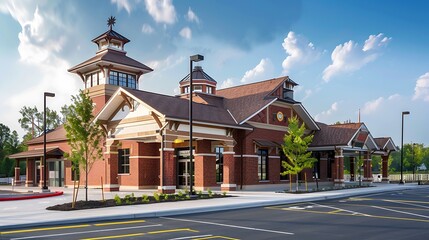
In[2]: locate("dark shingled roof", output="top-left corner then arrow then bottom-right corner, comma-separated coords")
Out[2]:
9,147 -> 64,159
92,29 -> 130,44
374,137 -> 391,150
216,77 -> 287,123
68,49 -> 153,73
180,66 -> 217,83
311,122 -> 362,147
126,89 -> 238,126
26,125 -> 67,145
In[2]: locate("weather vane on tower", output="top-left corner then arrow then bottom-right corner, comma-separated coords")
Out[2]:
107,16 -> 116,30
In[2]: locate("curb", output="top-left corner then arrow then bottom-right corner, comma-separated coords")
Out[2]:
0,191 -> 63,201
0,185 -> 420,230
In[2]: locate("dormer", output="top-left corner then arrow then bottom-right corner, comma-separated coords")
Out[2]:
282,77 -> 298,100
179,66 -> 217,95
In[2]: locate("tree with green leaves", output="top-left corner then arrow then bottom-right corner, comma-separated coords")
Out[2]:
281,116 -> 316,191
64,90 -> 105,201
18,106 -> 63,141
0,124 -> 24,178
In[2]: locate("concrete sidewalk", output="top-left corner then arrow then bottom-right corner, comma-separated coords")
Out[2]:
0,183 -> 423,230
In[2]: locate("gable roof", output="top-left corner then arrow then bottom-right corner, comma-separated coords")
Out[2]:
92,29 -> 130,44
216,77 -> 286,124
9,147 -> 64,159
180,66 -> 217,84
374,137 -> 398,152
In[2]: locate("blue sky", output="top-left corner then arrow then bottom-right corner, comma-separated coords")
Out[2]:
1,0 -> 428,146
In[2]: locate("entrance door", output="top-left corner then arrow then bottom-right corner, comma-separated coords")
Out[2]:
35,160 -> 40,187
176,149 -> 195,189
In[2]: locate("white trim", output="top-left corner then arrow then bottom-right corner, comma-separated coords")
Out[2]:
103,184 -> 120,188
165,117 -> 253,130
246,121 -> 289,131
269,156 -> 280,159
292,103 -> 320,131
159,148 -> 175,151
335,155 -> 344,158
194,153 -> 217,157
227,109 -> 238,124
221,183 -> 237,188
158,185 -> 176,190
104,151 -> 118,154
240,98 -> 278,125
334,179 -> 345,182
222,151 -> 235,155
118,173 -> 130,176
129,156 -> 159,159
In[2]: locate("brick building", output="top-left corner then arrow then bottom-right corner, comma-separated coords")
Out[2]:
10,22 -> 397,192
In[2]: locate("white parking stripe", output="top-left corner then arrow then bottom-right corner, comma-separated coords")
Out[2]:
311,203 -> 371,216
169,235 -> 213,240
161,217 -> 294,235
384,200 -> 429,209
372,206 -> 429,219
10,224 -> 162,240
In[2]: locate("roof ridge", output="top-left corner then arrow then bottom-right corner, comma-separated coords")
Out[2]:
217,76 -> 287,91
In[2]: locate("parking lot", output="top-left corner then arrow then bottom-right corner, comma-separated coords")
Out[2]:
1,187 -> 428,239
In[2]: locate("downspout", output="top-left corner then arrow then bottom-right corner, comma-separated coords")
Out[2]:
158,122 -> 169,189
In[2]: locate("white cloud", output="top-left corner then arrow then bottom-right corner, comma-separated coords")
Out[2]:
0,1 -> 80,136
220,78 -> 235,89
185,7 -> 199,24
144,0 -> 176,24
323,33 -> 391,82
361,93 -> 401,114
413,72 -> 429,102
363,33 -> 391,51
111,0 -> 133,14
179,27 -> 192,39
282,31 -> 320,74
141,23 -> 154,34
241,58 -> 274,83
314,102 -> 339,122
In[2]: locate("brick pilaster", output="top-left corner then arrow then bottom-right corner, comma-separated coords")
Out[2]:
221,152 -> 236,191
382,155 -> 389,182
26,159 -> 35,187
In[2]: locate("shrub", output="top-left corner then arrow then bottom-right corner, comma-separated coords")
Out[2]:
222,191 -> 227,197
153,192 -> 160,202
142,194 -> 149,203
177,190 -> 183,199
130,193 -> 135,202
198,190 -> 203,198
184,187 -> 189,195
208,188 -> 213,198
164,194 -> 169,201
124,194 -> 131,204
159,193 -> 165,201
185,195 -> 191,200
114,194 -> 122,205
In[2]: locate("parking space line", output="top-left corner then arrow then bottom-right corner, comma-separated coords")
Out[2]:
94,220 -> 146,226
81,232 -> 145,240
161,217 -> 294,235
372,206 -> 429,219
1,224 -> 91,235
312,203 -> 371,216
385,199 -> 429,206
9,224 -> 162,240
338,203 -> 429,212
193,236 -> 239,240
169,235 -> 213,240
148,228 -> 199,234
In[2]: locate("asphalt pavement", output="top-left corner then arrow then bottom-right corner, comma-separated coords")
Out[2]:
0,183 -> 423,231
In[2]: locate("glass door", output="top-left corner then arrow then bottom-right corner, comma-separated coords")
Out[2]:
35,160 -> 40,187
176,149 -> 194,189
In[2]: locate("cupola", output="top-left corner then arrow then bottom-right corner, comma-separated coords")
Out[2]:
179,66 -> 217,95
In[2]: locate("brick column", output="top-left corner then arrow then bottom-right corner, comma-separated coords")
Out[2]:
158,148 -> 176,193
14,166 -> 22,186
104,140 -> 119,191
334,148 -> 344,186
319,156 -> 328,180
363,152 -> 373,182
221,152 -> 236,191
381,154 -> 389,182
26,159 -> 35,187
195,154 -> 216,191
349,157 -> 355,181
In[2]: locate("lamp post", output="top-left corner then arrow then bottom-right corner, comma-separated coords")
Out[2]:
42,92 -> 55,192
400,111 -> 410,184
189,54 -> 204,195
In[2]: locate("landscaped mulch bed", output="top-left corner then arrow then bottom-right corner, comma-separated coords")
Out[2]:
47,193 -> 230,211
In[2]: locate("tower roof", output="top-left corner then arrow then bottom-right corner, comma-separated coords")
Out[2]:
179,66 -> 217,84
92,29 -> 130,45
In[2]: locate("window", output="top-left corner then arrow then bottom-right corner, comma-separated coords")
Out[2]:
109,71 -> 137,89
258,149 -> 269,180
118,149 -> 130,174
215,147 -> 224,183
85,71 -> 101,88
193,85 -> 202,92
280,151 -> 289,180
206,86 -> 212,94
183,86 -> 189,94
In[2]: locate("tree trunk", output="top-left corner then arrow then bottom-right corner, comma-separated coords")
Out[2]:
296,174 -> 299,192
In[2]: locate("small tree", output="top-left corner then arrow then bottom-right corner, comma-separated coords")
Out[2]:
281,116 -> 316,191
64,90 -> 105,201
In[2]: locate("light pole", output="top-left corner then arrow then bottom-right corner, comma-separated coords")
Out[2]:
400,111 -> 410,184
189,54 -> 204,195
43,92 -> 55,192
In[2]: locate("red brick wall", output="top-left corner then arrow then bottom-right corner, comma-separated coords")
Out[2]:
195,155 -> 216,188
